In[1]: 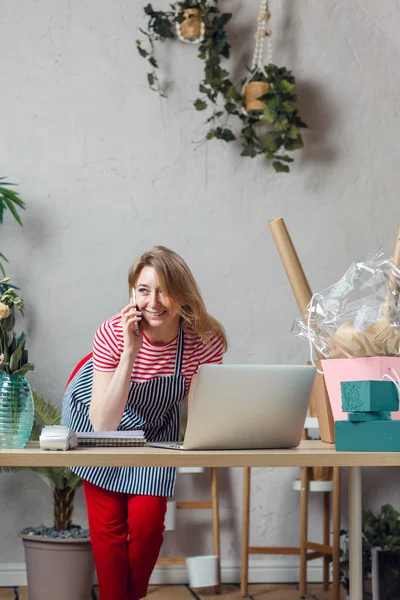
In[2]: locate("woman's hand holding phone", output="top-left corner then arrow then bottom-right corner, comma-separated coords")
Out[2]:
121,297 -> 143,357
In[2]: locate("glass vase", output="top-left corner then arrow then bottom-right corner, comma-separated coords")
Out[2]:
0,372 -> 34,449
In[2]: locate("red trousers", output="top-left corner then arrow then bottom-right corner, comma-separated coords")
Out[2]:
83,480 -> 167,600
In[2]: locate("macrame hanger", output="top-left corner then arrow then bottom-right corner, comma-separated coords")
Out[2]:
243,0 -> 272,89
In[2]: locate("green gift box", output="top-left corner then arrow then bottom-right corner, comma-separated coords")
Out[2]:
340,380 -> 398,413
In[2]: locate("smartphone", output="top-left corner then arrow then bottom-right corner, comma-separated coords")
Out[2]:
131,288 -> 140,336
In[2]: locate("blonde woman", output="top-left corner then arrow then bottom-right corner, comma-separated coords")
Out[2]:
62,246 -> 227,600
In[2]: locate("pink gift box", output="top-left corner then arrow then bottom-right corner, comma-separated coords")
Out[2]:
321,357 -> 400,422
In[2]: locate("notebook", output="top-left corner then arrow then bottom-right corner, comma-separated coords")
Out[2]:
77,430 -> 146,447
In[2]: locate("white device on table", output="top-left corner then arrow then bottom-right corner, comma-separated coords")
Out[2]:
39,426 -> 78,451
147,364 -> 316,451
131,287 -> 140,336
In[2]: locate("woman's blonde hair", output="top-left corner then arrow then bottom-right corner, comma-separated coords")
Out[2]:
128,246 -> 227,351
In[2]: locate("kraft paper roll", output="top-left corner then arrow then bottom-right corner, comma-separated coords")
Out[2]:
392,226 -> 400,269
268,217 -> 335,444
380,225 -> 400,321
268,218 -> 312,313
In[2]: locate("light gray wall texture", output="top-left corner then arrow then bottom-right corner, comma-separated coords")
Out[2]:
1,0 -> 400,583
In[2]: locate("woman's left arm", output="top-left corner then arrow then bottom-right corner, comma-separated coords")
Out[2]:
188,333 -> 224,403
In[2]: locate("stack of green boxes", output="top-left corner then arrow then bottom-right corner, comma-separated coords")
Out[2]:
335,380 -> 400,451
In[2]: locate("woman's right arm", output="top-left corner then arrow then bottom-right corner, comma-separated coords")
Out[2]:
89,303 -> 142,431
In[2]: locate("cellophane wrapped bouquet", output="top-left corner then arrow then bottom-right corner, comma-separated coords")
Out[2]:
292,250 -> 400,359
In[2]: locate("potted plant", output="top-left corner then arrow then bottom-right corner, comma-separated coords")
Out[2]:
137,1 -> 307,172
244,70 -> 270,115
239,64 -> 307,172
19,392 -> 95,600
175,0 -> 206,43
197,63 -> 307,172
340,504 -> 400,600
136,1 -> 230,99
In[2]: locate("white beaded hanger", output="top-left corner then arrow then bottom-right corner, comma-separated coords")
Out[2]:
246,0 -> 272,84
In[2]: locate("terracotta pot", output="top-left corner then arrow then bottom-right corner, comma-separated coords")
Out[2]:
21,535 -> 95,600
245,81 -> 269,113
179,8 -> 202,41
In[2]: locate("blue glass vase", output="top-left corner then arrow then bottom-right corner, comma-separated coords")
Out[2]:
0,373 -> 34,449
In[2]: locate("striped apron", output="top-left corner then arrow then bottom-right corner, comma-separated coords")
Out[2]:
61,327 -> 186,497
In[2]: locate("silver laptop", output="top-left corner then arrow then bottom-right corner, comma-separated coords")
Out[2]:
147,364 -> 316,451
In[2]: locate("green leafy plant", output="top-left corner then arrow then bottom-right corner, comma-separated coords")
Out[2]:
340,504 -> 400,594
0,280 -> 33,376
136,3 -> 176,96
0,178 -> 25,276
137,3 -> 307,172
193,8 -> 243,143
238,65 -> 307,172
137,0 -> 234,107
137,1 -> 212,94
195,64 -> 307,172
0,277 -> 18,298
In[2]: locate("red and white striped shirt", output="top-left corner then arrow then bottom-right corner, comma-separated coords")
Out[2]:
93,314 -> 224,393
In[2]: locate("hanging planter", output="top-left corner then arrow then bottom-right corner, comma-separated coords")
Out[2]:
243,2 -> 272,116
136,1 -> 213,95
194,0 -> 308,172
176,7 -> 205,43
239,63 -> 308,172
238,1 -> 308,172
137,0 -> 307,173
244,80 -> 269,114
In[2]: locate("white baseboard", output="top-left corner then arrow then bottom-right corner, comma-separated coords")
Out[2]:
0,564 -> 26,587
0,560 -> 326,587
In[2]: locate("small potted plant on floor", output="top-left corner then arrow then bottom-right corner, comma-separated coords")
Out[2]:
19,392 -> 94,600
340,504 -> 400,600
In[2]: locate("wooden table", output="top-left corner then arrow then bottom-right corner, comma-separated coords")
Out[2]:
1,439 -> 395,600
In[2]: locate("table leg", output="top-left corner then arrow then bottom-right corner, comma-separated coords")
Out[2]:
348,466 -> 363,600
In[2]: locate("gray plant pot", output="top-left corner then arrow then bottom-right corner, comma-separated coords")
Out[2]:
21,534 -> 95,600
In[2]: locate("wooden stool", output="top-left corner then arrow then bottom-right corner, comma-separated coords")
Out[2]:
240,465 -> 341,599
157,467 -> 221,594
296,465 -> 341,599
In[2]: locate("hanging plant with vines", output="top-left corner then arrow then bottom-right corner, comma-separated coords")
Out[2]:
136,1 -> 216,96
234,0 -> 307,172
136,0 -> 307,172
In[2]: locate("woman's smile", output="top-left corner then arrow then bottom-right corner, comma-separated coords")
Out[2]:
145,308 -> 167,318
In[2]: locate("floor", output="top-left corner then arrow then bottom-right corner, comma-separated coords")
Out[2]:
0,584 -> 346,599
